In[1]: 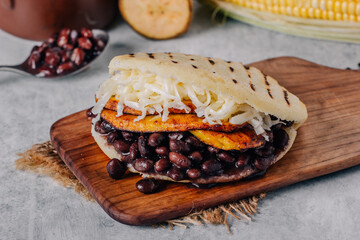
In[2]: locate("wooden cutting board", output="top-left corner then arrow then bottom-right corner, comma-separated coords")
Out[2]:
50,57 -> 360,226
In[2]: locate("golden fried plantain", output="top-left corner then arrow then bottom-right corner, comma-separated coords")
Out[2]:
101,96 -> 197,115
190,129 -> 265,151
101,109 -> 244,132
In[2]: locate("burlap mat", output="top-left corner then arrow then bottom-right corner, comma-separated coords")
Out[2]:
16,141 -> 265,232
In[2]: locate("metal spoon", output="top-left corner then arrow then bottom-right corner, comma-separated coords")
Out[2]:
0,29 -> 109,78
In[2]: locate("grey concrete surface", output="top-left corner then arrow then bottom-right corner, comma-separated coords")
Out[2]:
1,3 -> 360,240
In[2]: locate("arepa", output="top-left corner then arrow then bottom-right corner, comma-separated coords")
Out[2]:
90,52 -> 307,186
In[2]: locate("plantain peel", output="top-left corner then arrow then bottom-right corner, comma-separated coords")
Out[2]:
190,129 -> 265,151
102,96 -> 197,115
100,109 -> 245,133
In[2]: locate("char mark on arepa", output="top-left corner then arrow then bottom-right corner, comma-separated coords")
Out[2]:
250,82 -> 256,91
264,75 -> 270,86
283,90 -> 290,105
147,53 -> 155,59
192,65 -> 198,69
232,79 -> 238,84
244,65 -> 250,70
229,66 -> 234,72
208,59 -> 215,65
129,53 -> 135,57
172,60 -> 178,64
267,89 -> 273,98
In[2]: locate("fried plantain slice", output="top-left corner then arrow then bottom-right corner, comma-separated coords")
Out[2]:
101,96 -> 197,115
190,128 -> 265,151
101,109 -> 244,132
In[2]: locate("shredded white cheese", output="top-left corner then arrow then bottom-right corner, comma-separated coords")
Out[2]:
94,69 -> 283,140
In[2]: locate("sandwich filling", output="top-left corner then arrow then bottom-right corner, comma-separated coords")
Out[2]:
91,69 -> 294,184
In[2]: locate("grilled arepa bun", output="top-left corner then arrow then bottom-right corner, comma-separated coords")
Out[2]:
91,52 -> 307,184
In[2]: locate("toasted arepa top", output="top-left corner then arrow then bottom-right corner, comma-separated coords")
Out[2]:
108,52 -> 307,127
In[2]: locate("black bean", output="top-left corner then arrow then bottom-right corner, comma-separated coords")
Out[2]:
188,151 -> 203,163
107,158 -> 126,180
168,132 -> 186,140
148,133 -> 166,147
254,156 -> 274,170
122,131 -> 135,141
185,136 -> 202,147
273,129 -> 289,150
271,123 -> 282,131
94,121 -> 107,134
187,169 -> 201,179
255,143 -> 275,157
138,136 -> 150,157
154,157 -> 170,172
86,107 -> 97,118
217,152 -> 235,163
208,146 -> 220,154
201,160 -> 223,175
129,143 -> 139,161
155,146 -> 169,156
167,167 -> 185,181
235,154 -> 251,168
134,158 -> 154,172
169,152 -> 192,168
169,139 -> 191,153
100,121 -> 114,133
107,132 -> 119,144
136,178 -> 159,194
113,140 -> 131,154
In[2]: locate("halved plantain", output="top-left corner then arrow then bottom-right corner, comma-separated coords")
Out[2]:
102,96 -> 197,115
101,109 -> 245,132
119,0 -> 193,40
190,129 -> 265,151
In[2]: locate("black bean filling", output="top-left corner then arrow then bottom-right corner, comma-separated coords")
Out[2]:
94,117 -> 291,182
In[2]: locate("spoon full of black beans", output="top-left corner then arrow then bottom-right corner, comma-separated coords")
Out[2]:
0,28 -> 109,78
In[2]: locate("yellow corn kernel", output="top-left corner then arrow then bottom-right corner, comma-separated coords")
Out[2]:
315,8 -> 322,18
349,14 -> 356,21
328,10 -> 335,19
308,7 -> 315,17
293,6 -> 300,16
343,13 -> 349,20
326,0 -> 334,11
356,3 -> 360,16
280,5 -> 287,13
334,1 -> 341,12
321,10 -> 328,18
335,12 -> 342,20
348,2 -> 355,15
300,7 -> 308,17
341,1 -> 347,13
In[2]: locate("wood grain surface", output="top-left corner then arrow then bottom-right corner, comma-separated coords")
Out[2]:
50,57 -> 360,226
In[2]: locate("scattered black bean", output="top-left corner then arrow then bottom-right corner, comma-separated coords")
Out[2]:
113,140 -> 131,154
185,136 -> 202,147
169,152 -> 192,168
86,107 -> 97,118
148,133 -> 166,147
138,136 -> 150,157
134,158 -> 154,172
235,154 -> 251,168
136,178 -> 159,194
122,131 -> 135,141
201,160 -> 222,175
155,146 -> 169,156
169,139 -> 191,153
187,169 -> 201,179
107,158 -> 126,180
129,143 -> 139,161
254,156 -> 274,170
255,143 -> 275,157
273,129 -> 289,150
188,151 -> 203,163
107,132 -> 119,144
154,157 -> 170,172
217,151 -> 235,163
167,167 -> 185,181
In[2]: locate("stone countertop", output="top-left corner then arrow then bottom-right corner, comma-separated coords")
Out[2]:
1,4 -> 360,240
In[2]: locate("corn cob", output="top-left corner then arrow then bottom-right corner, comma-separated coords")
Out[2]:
224,0 -> 360,21
200,0 -> 360,43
